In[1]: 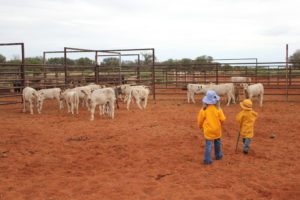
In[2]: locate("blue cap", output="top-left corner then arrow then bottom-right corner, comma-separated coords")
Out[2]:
202,90 -> 220,104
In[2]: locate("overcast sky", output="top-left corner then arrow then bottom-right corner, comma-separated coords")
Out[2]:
0,0 -> 299,62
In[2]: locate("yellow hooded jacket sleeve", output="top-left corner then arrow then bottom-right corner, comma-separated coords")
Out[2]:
197,105 -> 226,140
236,110 -> 258,138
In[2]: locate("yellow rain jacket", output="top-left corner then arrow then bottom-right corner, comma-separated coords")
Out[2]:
236,110 -> 258,138
197,105 -> 226,140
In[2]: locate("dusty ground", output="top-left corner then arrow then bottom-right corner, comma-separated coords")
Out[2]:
0,95 -> 300,200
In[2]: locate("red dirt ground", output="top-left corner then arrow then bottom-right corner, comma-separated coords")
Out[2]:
0,95 -> 300,200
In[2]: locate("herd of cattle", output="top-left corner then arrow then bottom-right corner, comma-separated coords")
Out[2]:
22,84 -> 150,120
187,77 -> 264,107
22,76 -> 264,120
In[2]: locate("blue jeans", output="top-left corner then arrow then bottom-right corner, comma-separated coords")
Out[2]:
243,138 -> 252,153
204,138 -> 223,164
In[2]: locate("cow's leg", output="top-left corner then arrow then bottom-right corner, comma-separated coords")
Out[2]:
143,96 -> 148,109
259,93 -> 264,107
191,93 -> 196,104
231,92 -> 236,104
75,99 -> 79,114
226,93 -> 230,106
38,100 -> 43,114
110,101 -> 115,119
57,97 -> 63,109
23,99 -> 26,113
90,103 -> 96,121
136,98 -> 143,110
71,102 -> 74,115
126,95 -> 132,110
67,101 -> 71,113
99,105 -> 103,116
187,91 -> 190,103
29,99 -> 34,114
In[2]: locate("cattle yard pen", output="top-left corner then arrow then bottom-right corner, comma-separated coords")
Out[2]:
1,44 -> 300,105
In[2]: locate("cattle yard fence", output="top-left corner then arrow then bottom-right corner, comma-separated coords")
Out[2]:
1,44 -> 300,105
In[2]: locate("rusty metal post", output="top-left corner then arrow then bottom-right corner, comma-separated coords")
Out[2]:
152,48 -> 155,100
277,66 -> 279,86
137,54 -> 141,83
192,64 -> 195,83
64,47 -> 67,87
216,63 -> 219,84
165,68 -> 168,88
175,65 -> 178,87
21,43 -> 25,89
95,52 -> 99,83
255,58 -> 258,83
286,44 -> 289,101
289,61 -> 292,86
42,52 -> 46,88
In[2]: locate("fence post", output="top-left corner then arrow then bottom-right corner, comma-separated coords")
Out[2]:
165,68 -> 167,88
255,58 -> 258,83
137,54 -> 141,83
286,44 -> 289,102
152,48 -> 155,100
21,43 -> 25,89
216,64 -> 219,84
95,52 -> 99,84
64,47 -> 67,88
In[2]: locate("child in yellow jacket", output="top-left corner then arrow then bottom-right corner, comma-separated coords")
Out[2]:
198,90 -> 226,165
236,99 -> 258,154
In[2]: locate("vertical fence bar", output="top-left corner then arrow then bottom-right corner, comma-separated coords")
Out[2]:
43,52 -> 46,88
286,44 -> 289,101
64,47 -> 67,87
95,52 -> 99,83
152,48 -> 155,100
165,68 -> 167,88
175,65 -> 178,87
21,43 -> 25,89
137,54 -> 141,83
216,64 -> 219,84
255,58 -> 258,83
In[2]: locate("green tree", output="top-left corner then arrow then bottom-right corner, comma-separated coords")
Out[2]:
100,57 -> 120,66
195,55 -> 213,64
161,59 -> 178,65
76,57 -> 95,66
289,50 -> 300,69
46,57 -> 75,65
0,54 -> 6,63
180,58 -> 193,65
25,57 -> 43,64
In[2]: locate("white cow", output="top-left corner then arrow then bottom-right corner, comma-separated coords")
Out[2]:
61,89 -> 79,114
22,87 -> 40,114
187,84 -> 204,104
242,83 -> 264,107
37,88 -> 63,113
73,84 -> 104,109
120,84 -> 149,102
126,87 -> 150,110
189,83 -> 235,106
205,83 -> 236,106
84,88 -> 116,121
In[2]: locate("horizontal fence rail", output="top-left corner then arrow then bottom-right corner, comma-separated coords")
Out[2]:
0,62 -> 300,105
